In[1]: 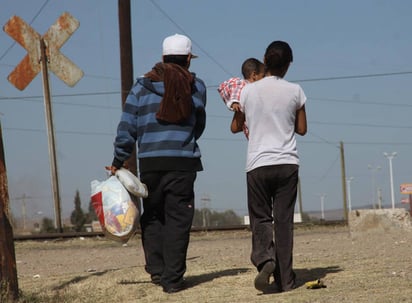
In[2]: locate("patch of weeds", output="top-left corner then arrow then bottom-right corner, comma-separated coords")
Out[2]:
17,289 -> 81,303
0,280 -> 19,303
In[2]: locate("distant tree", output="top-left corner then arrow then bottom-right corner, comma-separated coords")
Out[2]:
40,217 -> 56,233
193,209 -> 242,227
220,210 -> 242,225
209,209 -> 242,226
70,190 -> 86,232
85,199 -> 98,224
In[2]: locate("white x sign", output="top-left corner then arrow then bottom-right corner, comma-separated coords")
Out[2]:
3,12 -> 83,90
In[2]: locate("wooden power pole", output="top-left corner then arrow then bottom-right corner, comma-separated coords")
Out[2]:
0,121 -> 19,301
340,141 -> 348,222
118,0 -> 136,175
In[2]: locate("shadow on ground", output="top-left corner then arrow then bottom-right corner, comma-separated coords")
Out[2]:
118,267 -> 251,289
295,265 -> 342,287
186,268 -> 251,288
118,265 -> 342,292
258,265 -> 343,295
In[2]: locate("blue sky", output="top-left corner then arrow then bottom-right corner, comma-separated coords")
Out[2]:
1,0 -> 412,223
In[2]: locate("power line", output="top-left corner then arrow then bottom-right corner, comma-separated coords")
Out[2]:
148,0 -> 233,77
292,71 -> 412,83
310,121 -> 412,129
4,127 -> 412,146
0,0 -> 51,62
317,152 -> 340,183
310,97 -> 412,108
0,91 -> 120,101
206,71 -> 412,88
2,0 -> 410,87
2,92 -> 412,112
5,127 -> 114,137
0,92 -> 121,109
307,130 -> 336,146
2,72 -> 412,106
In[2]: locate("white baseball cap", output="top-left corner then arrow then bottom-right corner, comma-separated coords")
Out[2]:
162,34 -> 198,58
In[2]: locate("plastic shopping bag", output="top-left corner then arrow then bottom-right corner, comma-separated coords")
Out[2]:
115,168 -> 148,198
90,176 -> 140,243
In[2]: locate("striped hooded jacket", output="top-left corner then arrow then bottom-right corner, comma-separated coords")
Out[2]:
112,75 -> 207,173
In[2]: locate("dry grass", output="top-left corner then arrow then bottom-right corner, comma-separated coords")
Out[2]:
10,225 -> 412,302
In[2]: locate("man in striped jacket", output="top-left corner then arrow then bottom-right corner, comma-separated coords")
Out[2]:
110,34 -> 206,293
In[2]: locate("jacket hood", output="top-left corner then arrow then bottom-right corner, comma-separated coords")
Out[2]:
137,77 -> 165,97
136,72 -> 198,97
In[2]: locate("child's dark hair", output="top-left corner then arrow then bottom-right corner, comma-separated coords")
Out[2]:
264,41 -> 293,73
241,58 -> 264,79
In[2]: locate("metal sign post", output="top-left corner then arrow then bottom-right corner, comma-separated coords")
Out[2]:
39,37 -> 63,232
3,12 -> 83,232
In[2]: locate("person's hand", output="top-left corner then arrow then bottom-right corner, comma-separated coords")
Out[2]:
231,102 -> 241,112
105,166 -> 118,176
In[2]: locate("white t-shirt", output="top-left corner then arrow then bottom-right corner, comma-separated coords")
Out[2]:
239,76 -> 306,172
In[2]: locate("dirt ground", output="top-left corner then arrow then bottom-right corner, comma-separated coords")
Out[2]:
11,224 -> 412,303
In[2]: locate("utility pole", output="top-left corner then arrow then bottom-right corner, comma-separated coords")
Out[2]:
377,187 -> 383,209
13,194 -> 31,231
346,177 -> 354,212
340,141 -> 348,222
0,120 -> 19,301
383,152 -> 397,209
40,37 -> 63,233
318,193 -> 326,221
368,164 -> 381,208
118,0 -> 136,175
201,194 -> 211,228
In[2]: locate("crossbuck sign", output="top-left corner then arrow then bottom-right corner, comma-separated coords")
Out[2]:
3,12 -> 83,232
3,12 -> 83,90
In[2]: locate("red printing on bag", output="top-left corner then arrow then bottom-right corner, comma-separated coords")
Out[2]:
91,191 -> 105,227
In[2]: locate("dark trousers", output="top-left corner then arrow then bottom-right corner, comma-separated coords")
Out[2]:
140,171 -> 196,287
247,164 -> 298,290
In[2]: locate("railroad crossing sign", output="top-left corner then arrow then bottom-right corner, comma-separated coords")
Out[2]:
3,12 -> 83,232
3,12 -> 83,90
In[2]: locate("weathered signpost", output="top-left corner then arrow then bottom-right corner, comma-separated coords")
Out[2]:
3,12 -> 83,232
1,12 -> 83,301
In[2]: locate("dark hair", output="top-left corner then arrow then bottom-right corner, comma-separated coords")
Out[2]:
163,55 -> 189,67
264,41 -> 293,73
241,58 -> 264,79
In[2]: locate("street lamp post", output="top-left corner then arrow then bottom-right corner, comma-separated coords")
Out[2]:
383,152 -> 397,209
368,164 -> 381,208
346,177 -> 354,212
319,194 -> 326,220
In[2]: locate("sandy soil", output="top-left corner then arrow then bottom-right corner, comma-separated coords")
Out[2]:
11,224 -> 412,303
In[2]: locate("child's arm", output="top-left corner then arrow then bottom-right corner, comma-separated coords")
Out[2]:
230,111 -> 245,133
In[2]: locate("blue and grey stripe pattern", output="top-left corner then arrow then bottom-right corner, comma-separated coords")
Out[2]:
113,75 -> 206,162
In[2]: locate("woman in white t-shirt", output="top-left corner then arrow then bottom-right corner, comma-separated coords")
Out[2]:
238,40 -> 307,293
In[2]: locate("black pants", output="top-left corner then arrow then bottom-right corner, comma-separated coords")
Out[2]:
140,171 -> 196,287
247,164 -> 298,290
